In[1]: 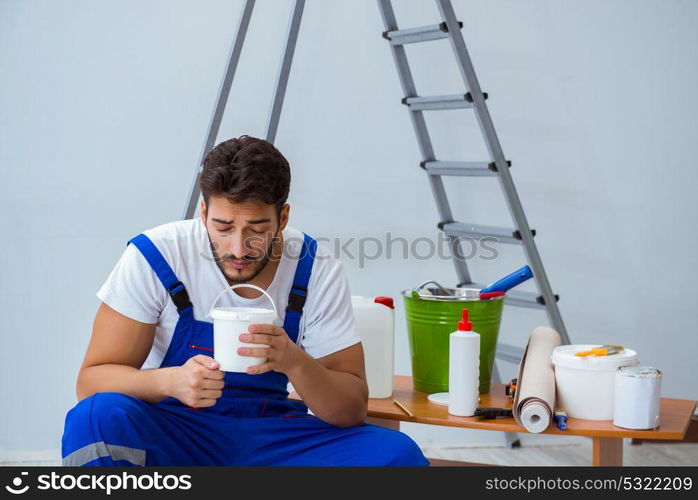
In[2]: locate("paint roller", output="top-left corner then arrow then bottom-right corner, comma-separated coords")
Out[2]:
479,265 -> 533,296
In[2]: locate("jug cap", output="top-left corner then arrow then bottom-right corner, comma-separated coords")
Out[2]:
374,296 -> 394,309
457,309 -> 472,331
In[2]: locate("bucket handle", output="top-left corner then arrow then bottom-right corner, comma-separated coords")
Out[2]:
413,280 -> 452,297
207,284 -> 278,320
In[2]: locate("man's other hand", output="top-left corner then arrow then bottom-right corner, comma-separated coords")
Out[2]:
238,324 -> 302,375
168,355 -> 225,407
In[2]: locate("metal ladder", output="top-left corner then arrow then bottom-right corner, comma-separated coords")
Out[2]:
183,0 -> 569,446
183,0 -> 305,219
378,0 -> 570,446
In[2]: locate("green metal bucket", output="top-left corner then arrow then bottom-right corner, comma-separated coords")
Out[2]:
403,284 -> 504,394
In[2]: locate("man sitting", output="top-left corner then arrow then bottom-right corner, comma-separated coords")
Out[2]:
61,135 -> 428,466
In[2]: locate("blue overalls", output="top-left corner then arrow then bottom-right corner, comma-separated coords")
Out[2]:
61,232 -> 428,466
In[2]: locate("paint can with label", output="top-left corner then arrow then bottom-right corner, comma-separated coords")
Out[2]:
613,366 -> 662,430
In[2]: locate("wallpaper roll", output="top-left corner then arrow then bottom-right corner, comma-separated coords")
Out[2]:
513,326 -> 561,433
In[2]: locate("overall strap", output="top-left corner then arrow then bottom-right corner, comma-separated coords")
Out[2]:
127,234 -> 193,314
283,233 -> 317,343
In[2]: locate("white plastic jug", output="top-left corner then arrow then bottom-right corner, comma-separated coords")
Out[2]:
207,284 -> 278,373
351,296 -> 394,398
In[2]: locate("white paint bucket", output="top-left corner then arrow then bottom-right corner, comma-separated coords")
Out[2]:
207,284 -> 278,373
551,344 -> 639,420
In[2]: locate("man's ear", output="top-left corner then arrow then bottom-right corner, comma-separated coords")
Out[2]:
279,204 -> 290,232
200,199 -> 207,224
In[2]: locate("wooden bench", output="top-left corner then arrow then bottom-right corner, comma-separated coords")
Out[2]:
291,375 -> 696,466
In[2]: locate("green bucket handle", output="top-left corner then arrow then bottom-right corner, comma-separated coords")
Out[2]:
411,280 -> 451,298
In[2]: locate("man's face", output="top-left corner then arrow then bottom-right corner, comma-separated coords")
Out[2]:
201,195 -> 288,284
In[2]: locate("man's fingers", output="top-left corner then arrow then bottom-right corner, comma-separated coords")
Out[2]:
239,333 -> 276,346
248,324 -> 284,335
201,378 -> 225,390
246,362 -> 273,375
200,388 -> 222,400
190,354 -> 219,370
189,355 -> 224,378
238,347 -> 270,359
202,368 -> 225,380
194,398 -> 218,408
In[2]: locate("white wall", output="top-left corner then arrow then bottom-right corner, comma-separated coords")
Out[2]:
1,0 -> 696,452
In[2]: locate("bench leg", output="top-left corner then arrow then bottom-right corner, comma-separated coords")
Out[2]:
592,437 -> 623,466
365,416 -> 400,430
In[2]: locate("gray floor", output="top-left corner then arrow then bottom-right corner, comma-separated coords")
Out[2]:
2,439 -> 697,466
423,437 -> 698,466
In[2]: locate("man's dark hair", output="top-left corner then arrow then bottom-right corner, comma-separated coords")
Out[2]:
199,135 -> 291,213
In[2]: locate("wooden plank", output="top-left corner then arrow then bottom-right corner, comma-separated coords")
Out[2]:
365,416 -> 400,430
290,376 -> 696,440
593,437 -> 623,466
633,416 -> 698,444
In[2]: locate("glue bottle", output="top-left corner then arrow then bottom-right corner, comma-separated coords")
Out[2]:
448,309 -> 480,416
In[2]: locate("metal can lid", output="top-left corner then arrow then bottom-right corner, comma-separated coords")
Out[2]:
403,285 -> 483,301
617,365 -> 662,378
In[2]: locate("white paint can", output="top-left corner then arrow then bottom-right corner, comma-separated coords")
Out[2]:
613,366 -> 662,430
551,344 -> 639,420
207,284 -> 278,373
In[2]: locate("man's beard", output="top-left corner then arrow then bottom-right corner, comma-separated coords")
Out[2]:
207,227 -> 279,285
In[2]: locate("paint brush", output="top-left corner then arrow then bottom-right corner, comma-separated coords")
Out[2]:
575,344 -> 624,357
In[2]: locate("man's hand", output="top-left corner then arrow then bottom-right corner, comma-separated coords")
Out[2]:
166,355 -> 225,407
238,324 -> 302,375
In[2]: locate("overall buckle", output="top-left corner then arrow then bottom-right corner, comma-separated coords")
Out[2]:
168,281 -> 192,312
287,285 -> 307,313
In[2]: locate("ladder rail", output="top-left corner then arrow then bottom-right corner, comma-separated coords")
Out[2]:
377,0 -> 434,161
265,0 -> 305,143
377,0 -> 472,285
184,0 -> 305,217
183,0 -> 256,219
435,0 -> 569,342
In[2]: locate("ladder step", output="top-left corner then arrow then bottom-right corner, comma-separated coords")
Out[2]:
382,21 -> 462,46
439,221 -> 536,244
496,343 -> 525,364
422,160 -> 497,177
402,94 -> 473,111
505,289 -> 557,309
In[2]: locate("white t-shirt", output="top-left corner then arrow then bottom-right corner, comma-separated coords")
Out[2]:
97,219 -> 360,369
